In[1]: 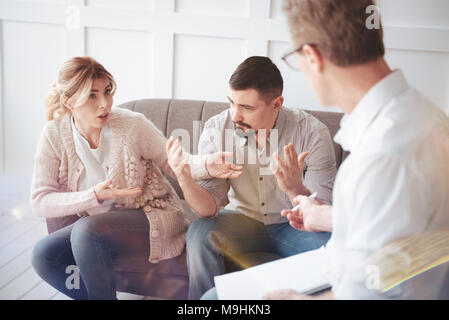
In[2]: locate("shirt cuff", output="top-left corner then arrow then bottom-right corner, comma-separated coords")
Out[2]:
86,187 -> 103,206
75,187 -> 103,217
189,154 -> 210,180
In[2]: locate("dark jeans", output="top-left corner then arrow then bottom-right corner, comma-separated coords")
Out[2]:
186,212 -> 331,300
31,209 -> 149,300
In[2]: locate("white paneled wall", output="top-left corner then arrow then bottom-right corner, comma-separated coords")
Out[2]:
85,27 -> 154,103
268,40 -> 322,110
269,0 -> 284,20
385,49 -> 449,113
3,21 -> 66,173
87,0 -> 153,11
175,0 -> 250,17
0,0 -> 448,215
173,34 -> 246,101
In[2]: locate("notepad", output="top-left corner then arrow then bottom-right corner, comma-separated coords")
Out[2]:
214,246 -> 330,300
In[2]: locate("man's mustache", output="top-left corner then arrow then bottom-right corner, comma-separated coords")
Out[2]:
234,121 -> 257,138
234,121 -> 252,129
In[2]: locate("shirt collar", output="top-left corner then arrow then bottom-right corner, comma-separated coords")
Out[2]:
334,69 -> 409,152
71,116 -> 108,148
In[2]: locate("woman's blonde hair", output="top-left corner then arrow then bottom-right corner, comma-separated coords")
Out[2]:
45,56 -> 116,121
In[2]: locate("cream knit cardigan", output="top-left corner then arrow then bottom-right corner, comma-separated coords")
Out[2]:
31,107 -> 208,263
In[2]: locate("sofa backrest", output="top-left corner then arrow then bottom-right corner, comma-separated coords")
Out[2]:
117,99 -> 348,201
116,98 -> 348,166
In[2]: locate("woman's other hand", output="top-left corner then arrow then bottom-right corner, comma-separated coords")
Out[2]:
94,179 -> 142,201
166,136 -> 192,180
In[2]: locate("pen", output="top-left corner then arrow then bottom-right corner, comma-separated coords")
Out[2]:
291,192 -> 318,211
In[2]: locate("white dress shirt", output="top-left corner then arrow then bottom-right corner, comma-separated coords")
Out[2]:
326,70 -> 449,299
71,117 -> 114,215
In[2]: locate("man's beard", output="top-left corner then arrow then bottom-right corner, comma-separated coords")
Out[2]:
234,121 -> 257,138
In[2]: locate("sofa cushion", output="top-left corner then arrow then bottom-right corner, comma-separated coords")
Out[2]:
200,101 -> 229,131
166,100 -> 205,152
118,99 -> 171,136
113,248 -> 283,299
114,251 -> 189,299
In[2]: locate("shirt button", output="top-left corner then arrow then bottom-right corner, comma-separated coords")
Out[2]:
261,202 -> 265,206
151,230 -> 160,239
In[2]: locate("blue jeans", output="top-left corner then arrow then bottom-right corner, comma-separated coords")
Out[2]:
31,209 -> 149,300
186,211 -> 331,300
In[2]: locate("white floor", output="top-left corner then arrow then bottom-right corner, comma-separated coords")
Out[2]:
0,212 -> 151,300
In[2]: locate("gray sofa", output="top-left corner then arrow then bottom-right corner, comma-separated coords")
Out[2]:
45,98 -> 348,299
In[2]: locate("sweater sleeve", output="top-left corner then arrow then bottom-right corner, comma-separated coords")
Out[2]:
135,112 -> 210,180
30,125 -> 101,218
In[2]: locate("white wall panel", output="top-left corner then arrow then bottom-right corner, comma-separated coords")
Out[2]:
3,21 -> 66,174
87,0 -> 153,11
377,0 -> 449,28
10,0 -> 66,4
385,49 -> 449,112
175,0 -> 249,17
86,27 -> 153,106
270,0 -> 284,20
173,34 -> 247,101
0,22 -> 3,175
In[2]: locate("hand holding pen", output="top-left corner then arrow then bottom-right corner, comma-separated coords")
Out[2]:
281,192 -> 332,232
291,192 -> 318,211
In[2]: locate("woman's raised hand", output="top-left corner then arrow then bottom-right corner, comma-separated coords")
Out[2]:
166,136 -> 243,180
166,136 -> 191,179
94,179 -> 142,201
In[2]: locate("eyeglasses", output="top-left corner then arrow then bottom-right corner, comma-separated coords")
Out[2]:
281,43 -> 317,71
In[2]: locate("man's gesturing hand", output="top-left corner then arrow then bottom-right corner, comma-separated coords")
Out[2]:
206,151 -> 243,179
270,143 -> 309,200
166,136 -> 243,180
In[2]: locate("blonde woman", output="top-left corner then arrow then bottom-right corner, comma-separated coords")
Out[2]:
30,56 -> 242,300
